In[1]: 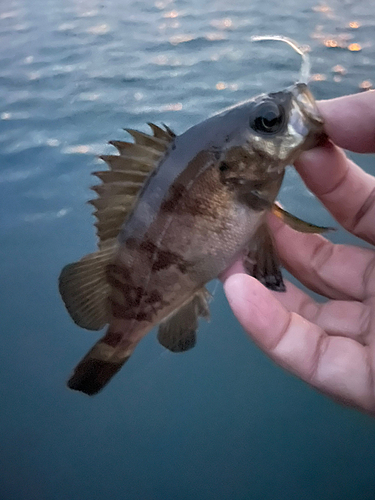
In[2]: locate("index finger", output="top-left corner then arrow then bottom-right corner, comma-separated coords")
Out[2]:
318,91 -> 375,153
294,141 -> 375,245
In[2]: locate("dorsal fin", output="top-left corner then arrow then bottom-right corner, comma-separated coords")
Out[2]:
59,124 -> 175,332
91,123 -> 175,249
98,155 -> 154,172
124,129 -> 169,150
92,170 -> 148,184
108,141 -> 162,160
147,122 -> 174,140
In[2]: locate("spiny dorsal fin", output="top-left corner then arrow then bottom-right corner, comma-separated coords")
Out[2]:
98,154 -> 155,172
59,243 -> 117,331
92,180 -> 143,198
92,170 -> 148,184
147,122 -> 175,141
161,123 -> 176,138
91,123 -> 175,248
124,129 -> 169,150
108,141 -> 162,161
157,288 -> 211,353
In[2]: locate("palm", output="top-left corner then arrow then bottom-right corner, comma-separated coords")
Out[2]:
223,91 -> 375,415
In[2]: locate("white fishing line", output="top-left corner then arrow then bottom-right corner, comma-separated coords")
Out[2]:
210,279 -> 220,299
251,35 -> 311,84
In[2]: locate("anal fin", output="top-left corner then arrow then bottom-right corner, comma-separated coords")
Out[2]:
244,224 -> 285,292
157,288 -> 210,353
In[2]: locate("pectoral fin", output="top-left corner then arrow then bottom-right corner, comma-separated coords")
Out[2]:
244,224 -> 285,292
157,288 -> 210,352
272,204 -> 334,233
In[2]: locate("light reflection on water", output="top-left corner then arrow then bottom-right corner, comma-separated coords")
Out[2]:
1,0 -> 375,499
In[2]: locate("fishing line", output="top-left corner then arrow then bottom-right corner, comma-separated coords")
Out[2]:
251,35 -> 311,84
210,279 -> 220,299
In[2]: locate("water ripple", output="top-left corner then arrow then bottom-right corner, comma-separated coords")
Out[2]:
1,2 -> 375,499
0,0 -> 374,231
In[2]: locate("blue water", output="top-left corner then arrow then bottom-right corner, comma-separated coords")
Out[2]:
1,0 -> 375,499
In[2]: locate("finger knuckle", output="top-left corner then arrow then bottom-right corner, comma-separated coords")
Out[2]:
350,185 -> 375,241
310,238 -> 336,279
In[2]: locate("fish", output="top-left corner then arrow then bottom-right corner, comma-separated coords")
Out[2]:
59,41 -> 328,395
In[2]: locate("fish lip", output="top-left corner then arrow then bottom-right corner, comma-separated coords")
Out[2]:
288,82 -> 326,151
290,82 -> 324,126
301,128 -> 329,152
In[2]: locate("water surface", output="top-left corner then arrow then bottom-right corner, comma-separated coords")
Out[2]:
1,0 -> 375,499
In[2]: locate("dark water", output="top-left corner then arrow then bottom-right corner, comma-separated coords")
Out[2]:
1,0 -> 375,499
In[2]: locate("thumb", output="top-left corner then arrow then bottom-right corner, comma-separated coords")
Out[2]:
223,274 -> 322,379
223,274 -> 291,352
223,274 -> 374,413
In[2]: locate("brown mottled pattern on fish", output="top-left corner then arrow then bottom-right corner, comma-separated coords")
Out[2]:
59,82 -> 326,395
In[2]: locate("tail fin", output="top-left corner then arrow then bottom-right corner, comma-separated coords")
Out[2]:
68,357 -> 126,395
67,331 -> 135,395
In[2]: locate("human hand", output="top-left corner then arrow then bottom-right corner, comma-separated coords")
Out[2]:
222,90 -> 375,414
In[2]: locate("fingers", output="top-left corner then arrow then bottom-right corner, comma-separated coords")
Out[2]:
219,259 -> 246,282
294,141 -> 375,245
318,91 -> 375,153
273,280 -> 372,345
221,259 -> 373,343
224,274 -> 375,413
268,214 -> 375,301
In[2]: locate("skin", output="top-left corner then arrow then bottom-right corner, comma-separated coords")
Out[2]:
222,90 -> 375,415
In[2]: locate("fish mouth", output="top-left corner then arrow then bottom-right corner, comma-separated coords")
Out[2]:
292,83 -> 323,125
290,82 -> 327,150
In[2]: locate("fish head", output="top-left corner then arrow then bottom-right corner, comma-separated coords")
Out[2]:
243,82 -> 324,172
215,82 -> 325,206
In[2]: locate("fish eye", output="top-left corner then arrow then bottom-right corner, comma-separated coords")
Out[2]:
250,100 -> 285,135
